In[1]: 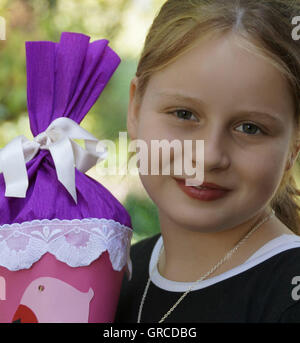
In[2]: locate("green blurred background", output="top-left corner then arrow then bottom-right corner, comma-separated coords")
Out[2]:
0,0 -> 165,244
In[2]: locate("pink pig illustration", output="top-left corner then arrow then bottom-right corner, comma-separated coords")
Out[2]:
12,277 -> 94,323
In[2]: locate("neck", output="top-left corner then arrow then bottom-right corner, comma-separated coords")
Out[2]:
156,208 -> 280,282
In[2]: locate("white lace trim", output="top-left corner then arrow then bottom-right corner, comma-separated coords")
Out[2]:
0,218 -> 133,279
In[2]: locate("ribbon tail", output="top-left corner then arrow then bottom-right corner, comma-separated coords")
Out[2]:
85,139 -> 108,161
49,138 -> 77,204
0,136 -> 31,198
71,140 -> 107,173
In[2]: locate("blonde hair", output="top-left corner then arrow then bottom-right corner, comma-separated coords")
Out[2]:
133,0 -> 300,234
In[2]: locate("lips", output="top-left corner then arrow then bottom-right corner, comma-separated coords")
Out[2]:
173,178 -> 231,191
173,177 -> 231,201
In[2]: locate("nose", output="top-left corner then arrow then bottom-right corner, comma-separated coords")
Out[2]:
191,124 -> 230,173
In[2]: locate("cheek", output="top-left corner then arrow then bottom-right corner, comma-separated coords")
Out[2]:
138,174 -> 166,208
137,115 -> 181,173
238,145 -> 288,199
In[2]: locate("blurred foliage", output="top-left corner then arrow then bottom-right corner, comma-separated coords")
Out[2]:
89,57 -> 139,141
0,0 -> 136,123
0,0 -> 165,244
124,193 -> 160,243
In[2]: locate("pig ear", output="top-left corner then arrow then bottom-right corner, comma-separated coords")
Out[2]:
87,288 -> 94,302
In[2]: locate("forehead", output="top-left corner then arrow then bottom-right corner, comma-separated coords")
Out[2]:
143,33 -> 294,121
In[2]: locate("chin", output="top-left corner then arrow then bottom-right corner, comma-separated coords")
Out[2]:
162,206 -> 228,233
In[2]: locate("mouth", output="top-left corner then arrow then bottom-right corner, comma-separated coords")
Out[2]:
173,177 -> 232,201
173,177 -> 231,191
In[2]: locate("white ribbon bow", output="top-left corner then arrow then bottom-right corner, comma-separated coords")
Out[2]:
0,117 -> 107,204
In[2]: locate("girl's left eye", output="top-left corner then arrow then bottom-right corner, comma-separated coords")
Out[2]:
168,109 -> 198,121
235,123 -> 265,135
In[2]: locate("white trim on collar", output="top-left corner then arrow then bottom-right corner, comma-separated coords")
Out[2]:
149,234 -> 300,292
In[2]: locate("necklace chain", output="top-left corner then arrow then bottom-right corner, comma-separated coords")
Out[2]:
137,209 -> 275,323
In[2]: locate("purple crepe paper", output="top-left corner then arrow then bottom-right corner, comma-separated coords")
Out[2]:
0,32 -> 132,230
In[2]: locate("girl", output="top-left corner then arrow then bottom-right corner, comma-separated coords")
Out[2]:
115,0 -> 300,322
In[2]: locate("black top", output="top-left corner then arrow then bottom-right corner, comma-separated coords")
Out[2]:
115,233 -> 300,323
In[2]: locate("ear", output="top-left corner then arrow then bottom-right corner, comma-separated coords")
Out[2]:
286,137 -> 300,170
127,76 -> 141,141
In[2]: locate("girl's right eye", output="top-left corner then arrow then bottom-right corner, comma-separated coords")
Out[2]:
167,109 -> 198,122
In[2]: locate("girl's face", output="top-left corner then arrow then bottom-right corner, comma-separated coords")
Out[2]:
127,33 -> 298,233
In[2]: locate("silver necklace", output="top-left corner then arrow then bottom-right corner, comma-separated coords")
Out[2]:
137,209 -> 275,323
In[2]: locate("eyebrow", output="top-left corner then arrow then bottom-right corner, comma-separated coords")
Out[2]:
154,90 -> 284,124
